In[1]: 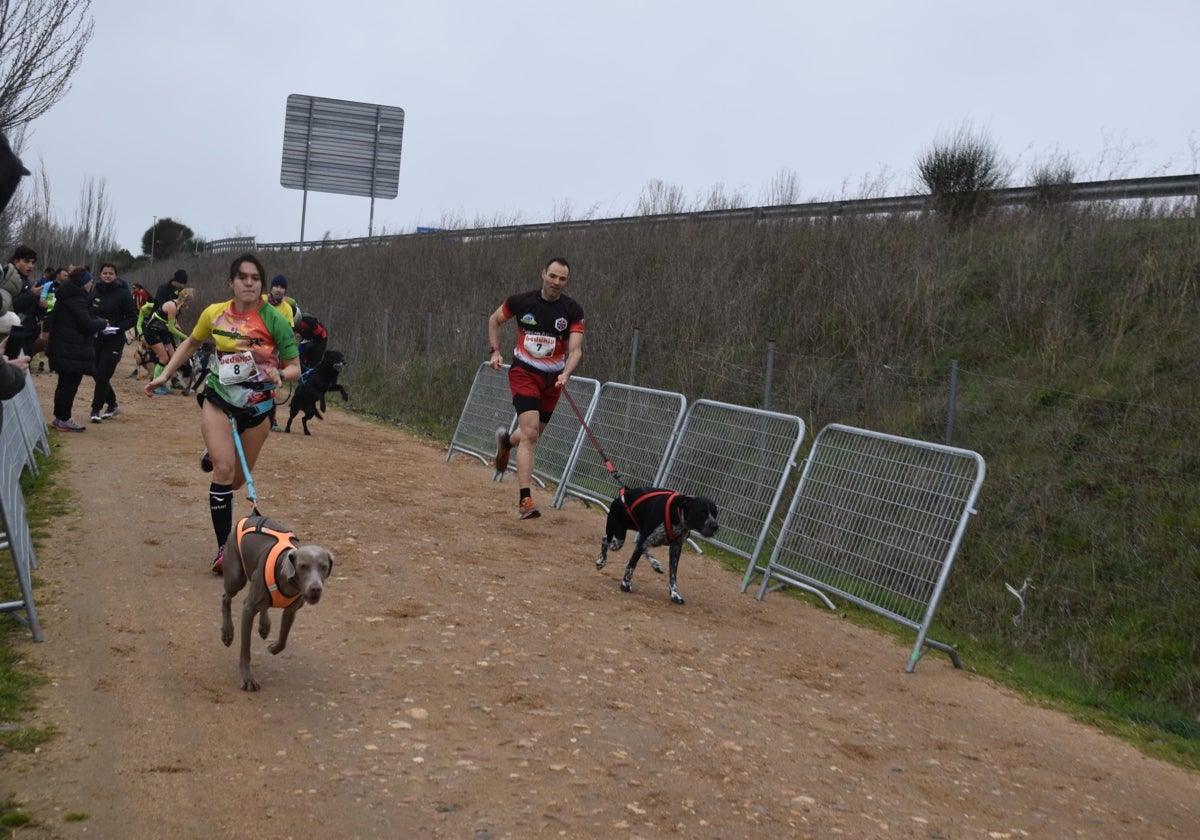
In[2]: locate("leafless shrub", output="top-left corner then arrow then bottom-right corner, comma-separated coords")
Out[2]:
1028,152 -> 1076,208
635,179 -> 687,215
916,123 -> 1009,229
761,168 -> 801,206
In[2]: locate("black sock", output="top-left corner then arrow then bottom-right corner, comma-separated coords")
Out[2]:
520,488 -> 531,502
209,483 -> 234,548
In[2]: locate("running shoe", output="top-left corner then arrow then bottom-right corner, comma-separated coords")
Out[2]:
51,418 -> 86,432
152,385 -> 172,395
518,497 -> 541,520
90,413 -> 102,424
200,449 -> 213,472
494,427 -> 512,475
102,406 -> 120,419
211,545 -> 225,575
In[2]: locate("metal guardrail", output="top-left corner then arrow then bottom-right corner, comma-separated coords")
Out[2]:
228,174 -> 1200,254
206,236 -> 258,254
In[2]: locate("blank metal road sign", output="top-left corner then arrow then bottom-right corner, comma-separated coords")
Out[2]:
281,94 -> 405,199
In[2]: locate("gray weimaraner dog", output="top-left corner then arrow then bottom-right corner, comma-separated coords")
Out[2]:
220,515 -> 334,691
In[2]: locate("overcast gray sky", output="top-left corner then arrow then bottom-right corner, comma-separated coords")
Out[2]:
22,0 -> 1200,254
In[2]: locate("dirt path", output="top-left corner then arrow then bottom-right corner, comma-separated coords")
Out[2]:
2,371 -> 1198,839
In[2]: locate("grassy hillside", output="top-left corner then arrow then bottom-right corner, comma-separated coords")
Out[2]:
133,198 -> 1200,732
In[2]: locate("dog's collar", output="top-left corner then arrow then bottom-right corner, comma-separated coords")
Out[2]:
236,516 -> 302,609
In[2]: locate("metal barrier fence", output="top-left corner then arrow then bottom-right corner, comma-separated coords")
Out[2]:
449,387 -> 988,673
9,377 -> 50,477
448,374 -> 807,569
655,399 -> 805,581
522,375 -> 600,492
553,383 -> 686,509
444,364 -> 602,496
756,424 -> 985,672
0,375 -> 47,642
445,364 -> 520,467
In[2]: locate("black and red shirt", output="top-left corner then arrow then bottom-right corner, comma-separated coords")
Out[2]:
501,289 -> 584,375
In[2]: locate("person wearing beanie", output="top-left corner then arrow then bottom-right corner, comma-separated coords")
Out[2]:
48,266 -> 107,431
153,268 -> 188,310
263,274 -> 296,324
262,275 -> 299,431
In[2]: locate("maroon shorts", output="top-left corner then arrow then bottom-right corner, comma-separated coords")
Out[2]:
508,365 -> 561,419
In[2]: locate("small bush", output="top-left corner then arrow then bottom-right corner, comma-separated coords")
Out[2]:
916,123 -> 1008,228
1029,154 -> 1077,208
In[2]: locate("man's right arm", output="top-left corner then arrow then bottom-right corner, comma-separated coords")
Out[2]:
487,304 -> 510,369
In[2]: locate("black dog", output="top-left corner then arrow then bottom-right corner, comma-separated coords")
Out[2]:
596,487 -> 719,604
183,338 -> 216,396
285,350 -> 348,435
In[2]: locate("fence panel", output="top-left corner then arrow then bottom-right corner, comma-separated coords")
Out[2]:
445,365 -> 601,494
445,363 -> 521,467
757,424 -> 984,671
553,383 -> 686,509
0,386 -> 43,641
524,376 -> 600,491
9,378 -> 49,475
653,399 -> 805,580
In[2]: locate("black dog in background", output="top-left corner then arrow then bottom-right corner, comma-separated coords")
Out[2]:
597,487 -> 719,604
285,350 -> 348,435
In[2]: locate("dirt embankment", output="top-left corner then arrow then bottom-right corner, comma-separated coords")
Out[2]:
2,372 -> 1197,839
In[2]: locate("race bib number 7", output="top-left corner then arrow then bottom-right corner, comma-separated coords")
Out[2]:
522,334 -> 556,359
217,350 -> 258,385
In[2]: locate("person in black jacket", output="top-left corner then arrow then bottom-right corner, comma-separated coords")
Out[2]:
88,262 -> 137,422
48,266 -> 107,432
7,270 -> 42,360
0,131 -> 31,416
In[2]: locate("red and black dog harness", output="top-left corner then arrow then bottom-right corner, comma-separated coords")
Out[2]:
235,516 -> 301,609
620,489 -> 682,542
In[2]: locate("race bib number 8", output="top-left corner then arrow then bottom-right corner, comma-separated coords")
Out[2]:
523,334 -> 556,359
218,350 -> 258,385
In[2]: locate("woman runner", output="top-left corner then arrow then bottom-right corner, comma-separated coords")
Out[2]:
145,254 -> 300,573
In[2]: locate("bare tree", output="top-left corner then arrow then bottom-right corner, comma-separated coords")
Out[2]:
75,174 -> 116,260
762,168 -> 801,206
635,179 -> 687,215
699,182 -> 747,211
0,0 -> 94,132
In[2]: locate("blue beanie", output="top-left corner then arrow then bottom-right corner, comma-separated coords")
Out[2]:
271,274 -> 287,289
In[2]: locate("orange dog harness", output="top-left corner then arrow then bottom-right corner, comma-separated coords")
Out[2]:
235,516 -> 301,609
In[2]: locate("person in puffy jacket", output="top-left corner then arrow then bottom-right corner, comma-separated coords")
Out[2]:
48,267 -> 107,431
88,262 -> 137,422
